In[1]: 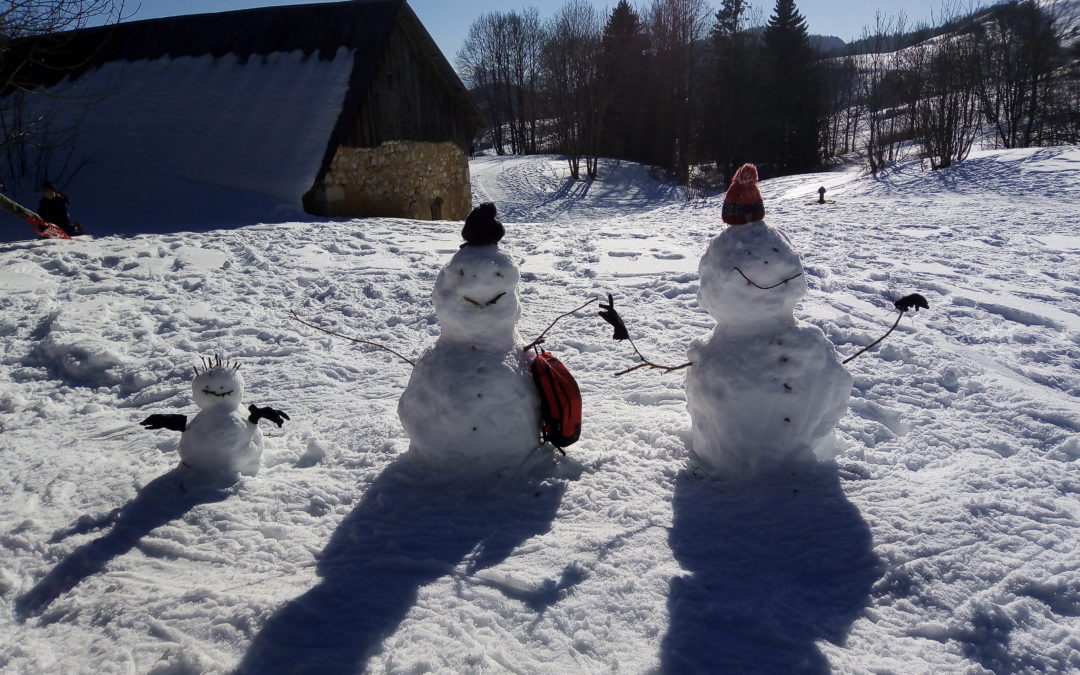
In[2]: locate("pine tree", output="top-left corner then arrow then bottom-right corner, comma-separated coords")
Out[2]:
598,1 -> 653,163
761,0 -> 822,173
709,0 -> 762,177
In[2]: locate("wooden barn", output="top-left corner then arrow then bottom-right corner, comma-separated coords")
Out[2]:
0,0 -> 484,226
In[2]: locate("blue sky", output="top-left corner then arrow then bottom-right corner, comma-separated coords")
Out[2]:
125,0 -> 958,63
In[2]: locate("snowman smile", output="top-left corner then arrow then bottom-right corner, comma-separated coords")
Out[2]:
462,292 -> 506,307
202,388 -> 234,397
733,266 -> 804,290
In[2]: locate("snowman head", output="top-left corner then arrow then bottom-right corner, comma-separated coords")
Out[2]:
191,356 -> 245,411
698,222 -> 807,329
433,245 -> 521,346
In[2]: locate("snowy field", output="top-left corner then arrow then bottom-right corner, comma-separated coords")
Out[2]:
1,148 -> 1078,673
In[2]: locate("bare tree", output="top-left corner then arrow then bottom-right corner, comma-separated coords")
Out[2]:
1041,0 -> 1080,144
973,0 -> 1071,149
458,8 -> 548,156
857,14 -> 917,174
542,0 -> 602,179
820,55 -> 861,159
506,8 -> 545,155
0,0 -> 128,193
458,13 -> 510,154
911,34 -> 982,169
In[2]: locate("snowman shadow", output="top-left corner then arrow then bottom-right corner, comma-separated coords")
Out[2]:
660,466 -> 880,673
237,452 -> 572,674
14,466 -> 232,621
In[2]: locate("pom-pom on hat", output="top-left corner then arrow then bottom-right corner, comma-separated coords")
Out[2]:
721,163 -> 765,225
461,202 -> 505,247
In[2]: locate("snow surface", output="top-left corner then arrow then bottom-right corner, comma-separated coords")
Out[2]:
1,148 -> 1079,673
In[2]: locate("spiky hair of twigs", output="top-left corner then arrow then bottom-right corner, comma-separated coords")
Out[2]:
193,354 -> 242,376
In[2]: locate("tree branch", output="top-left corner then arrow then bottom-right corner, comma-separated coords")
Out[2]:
614,333 -> 691,377
291,310 -> 415,367
523,297 -> 597,352
842,310 -> 904,364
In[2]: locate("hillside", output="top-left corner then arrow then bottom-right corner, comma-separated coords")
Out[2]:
1,148 -> 1078,673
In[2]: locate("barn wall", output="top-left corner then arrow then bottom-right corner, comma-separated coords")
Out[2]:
304,12 -> 481,222
346,22 -> 476,152
305,140 -> 470,221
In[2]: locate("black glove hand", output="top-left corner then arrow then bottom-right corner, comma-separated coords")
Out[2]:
248,405 -> 290,427
894,293 -> 929,313
140,414 -> 187,432
598,293 -> 630,341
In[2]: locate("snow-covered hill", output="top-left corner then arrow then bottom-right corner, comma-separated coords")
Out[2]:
1,149 -> 1078,673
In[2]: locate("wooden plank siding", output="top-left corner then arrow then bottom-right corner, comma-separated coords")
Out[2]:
347,12 -> 478,154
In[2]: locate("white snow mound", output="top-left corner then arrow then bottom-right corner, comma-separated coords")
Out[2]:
687,221 -> 851,474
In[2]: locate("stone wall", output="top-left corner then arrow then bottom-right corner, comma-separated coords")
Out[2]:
306,140 -> 471,221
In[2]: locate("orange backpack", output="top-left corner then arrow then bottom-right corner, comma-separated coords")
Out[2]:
530,350 -> 582,450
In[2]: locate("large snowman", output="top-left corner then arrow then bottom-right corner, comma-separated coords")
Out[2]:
140,356 -> 289,478
398,203 -> 541,473
685,164 -> 851,475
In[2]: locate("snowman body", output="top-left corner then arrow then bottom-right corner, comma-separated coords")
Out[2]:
398,245 -> 540,471
178,367 -> 263,477
686,222 -> 851,474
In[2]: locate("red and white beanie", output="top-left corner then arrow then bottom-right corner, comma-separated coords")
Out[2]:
721,163 -> 765,225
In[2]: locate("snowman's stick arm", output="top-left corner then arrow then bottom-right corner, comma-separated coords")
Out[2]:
842,311 -> 904,365
614,358 -> 692,377
290,311 -> 416,367
614,335 -> 692,376
523,298 -> 598,352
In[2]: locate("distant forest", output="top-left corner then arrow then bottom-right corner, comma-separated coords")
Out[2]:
456,0 -> 1080,183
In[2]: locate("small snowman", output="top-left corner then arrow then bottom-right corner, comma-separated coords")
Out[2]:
140,356 -> 289,477
685,164 -> 852,475
397,203 -> 541,473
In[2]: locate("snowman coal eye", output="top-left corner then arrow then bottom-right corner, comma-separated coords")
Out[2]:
459,269 -> 465,276
495,271 -> 503,277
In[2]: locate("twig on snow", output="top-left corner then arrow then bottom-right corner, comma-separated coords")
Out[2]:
291,310 -> 416,367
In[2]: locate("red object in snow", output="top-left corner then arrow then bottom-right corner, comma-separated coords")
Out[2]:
27,216 -> 73,240
722,163 -> 765,225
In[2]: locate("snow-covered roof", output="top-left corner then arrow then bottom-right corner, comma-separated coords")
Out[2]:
5,1 -> 402,85
0,1 -> 483,236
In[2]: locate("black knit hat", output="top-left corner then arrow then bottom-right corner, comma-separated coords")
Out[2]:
461,202 -> 504,247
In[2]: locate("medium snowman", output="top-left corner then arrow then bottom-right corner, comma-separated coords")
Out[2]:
685,164 -> 851,475
140,356 -> 289,477
397,203 -> 541,473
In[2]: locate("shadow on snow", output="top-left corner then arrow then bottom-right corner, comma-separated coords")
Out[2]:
661,466 -> 880,673
237,453 -> 571,674
15,466 -> 231,621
